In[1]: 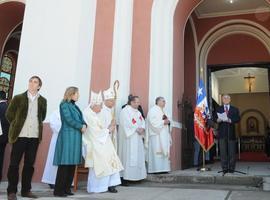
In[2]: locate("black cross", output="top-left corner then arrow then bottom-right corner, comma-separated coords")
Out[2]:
244,73 -> 255,92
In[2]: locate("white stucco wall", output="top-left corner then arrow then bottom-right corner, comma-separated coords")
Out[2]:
149,0 -> 179,121
110,0 -> 134,123
14,0 -> 97,120
211,73 -> 220,104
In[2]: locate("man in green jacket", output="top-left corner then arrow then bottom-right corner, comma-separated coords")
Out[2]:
6,76 -> 47,200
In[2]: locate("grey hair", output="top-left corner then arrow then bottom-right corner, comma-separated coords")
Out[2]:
222,94 -> 231,98
155,96 -> 164,105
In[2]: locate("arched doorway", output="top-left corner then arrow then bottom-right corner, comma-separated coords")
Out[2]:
0,0 -> 25,181
208,62 -> 270,162
0,23 -> 23,100
0,1 -> 25,101
180,0 -> 270,168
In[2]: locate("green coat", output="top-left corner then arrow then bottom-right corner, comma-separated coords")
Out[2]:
6,91 -> 47,143
53,101 -> 86,165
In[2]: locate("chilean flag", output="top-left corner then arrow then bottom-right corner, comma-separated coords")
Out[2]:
194,79 -> 214,152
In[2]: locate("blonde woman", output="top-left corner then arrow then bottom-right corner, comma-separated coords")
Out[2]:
53,87 -> 87,197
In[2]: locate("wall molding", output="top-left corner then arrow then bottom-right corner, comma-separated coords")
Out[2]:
239,108 -> 268,136
198,19 -> 270,82
149,0 -> 179,119
195,7 -> 270,19
188,16 -> 200,91
0,21 -> 23,59
0,0 -> 25,4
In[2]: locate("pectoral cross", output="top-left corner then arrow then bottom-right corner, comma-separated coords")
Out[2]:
244,73 -> 255,93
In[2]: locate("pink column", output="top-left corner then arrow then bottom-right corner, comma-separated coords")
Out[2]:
130,0 -> 153,113
90,0 -> 116,91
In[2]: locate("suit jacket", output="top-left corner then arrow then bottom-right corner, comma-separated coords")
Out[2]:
0,100 -> 9,144
5,91 -> 47,143
215,105 -> 240,140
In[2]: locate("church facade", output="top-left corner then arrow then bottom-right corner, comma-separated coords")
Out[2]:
0,0 -> 270,182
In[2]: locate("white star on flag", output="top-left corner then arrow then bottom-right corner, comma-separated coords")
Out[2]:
197,87 -> 203,96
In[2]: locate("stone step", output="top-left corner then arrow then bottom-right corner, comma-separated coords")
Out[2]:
132,182 -> 261,192
146,173 -> 263,187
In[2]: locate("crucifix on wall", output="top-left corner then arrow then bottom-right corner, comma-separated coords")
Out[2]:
244,73 -> 255,93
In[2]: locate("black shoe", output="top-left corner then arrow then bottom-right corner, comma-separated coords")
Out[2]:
228,169 -> 234,173
21,192 -> 38,198
65,191 -> 74,195
121,178 -> 129,186
108,186 -> 118,193
157,171 -> 169,174
49,184 -> 55,189
54,192 -> 68,197
7,193 -> 17,200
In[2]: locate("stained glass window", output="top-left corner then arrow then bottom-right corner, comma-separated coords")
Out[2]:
0,54 -> 16,99
1,55 -> 13,73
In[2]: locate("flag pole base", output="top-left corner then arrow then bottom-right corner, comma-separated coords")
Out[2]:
199,167 -> 211,172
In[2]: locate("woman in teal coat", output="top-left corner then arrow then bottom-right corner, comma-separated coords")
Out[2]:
53,87 -> 87,197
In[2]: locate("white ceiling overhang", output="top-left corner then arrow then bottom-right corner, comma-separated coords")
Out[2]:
195,0 -> 270,19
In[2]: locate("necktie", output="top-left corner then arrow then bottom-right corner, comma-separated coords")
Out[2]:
225,105 -> 228,115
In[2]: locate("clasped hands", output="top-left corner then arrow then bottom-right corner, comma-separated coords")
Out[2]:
81,124 -> 87,133
136,127 -> 145,135
108,119 -> 116,133
164,119 -> 170,125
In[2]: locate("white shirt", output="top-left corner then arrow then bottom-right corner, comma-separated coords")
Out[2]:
27,91 -> 39,102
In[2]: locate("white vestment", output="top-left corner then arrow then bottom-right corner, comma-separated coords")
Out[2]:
83,107 -> 123,193
41,109 -> 61,184
145,105 -> 171,173
118,105 -> 147,181
99,105 -> 118,151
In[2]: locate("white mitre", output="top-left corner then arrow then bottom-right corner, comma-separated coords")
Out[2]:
90,91 -> 103,106
103,87 -> 115,100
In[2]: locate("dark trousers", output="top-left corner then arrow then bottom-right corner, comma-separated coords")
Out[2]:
7,138 -> 39,194
54,165 -> 75,195
219,138 -> 236,171
0,142 -> 7,182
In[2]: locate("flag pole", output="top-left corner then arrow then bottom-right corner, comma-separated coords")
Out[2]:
203,150 -> 205,168
199,150 -> 211,172
194,78 -> 214,172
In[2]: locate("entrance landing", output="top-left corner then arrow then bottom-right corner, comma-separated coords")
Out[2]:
147,162 -> 270,188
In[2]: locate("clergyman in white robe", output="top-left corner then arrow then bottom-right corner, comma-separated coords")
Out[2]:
83,91 -> 123,193
118,102 -> 147,181
42,109 -> 61,185
145,97 -> 172,173
100,87 -> 118,150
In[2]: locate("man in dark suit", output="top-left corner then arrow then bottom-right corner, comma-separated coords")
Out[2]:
216,94 -> 240,174
0,91 -> 9,182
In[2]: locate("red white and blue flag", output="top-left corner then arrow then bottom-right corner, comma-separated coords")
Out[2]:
194,79 -> 214,152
